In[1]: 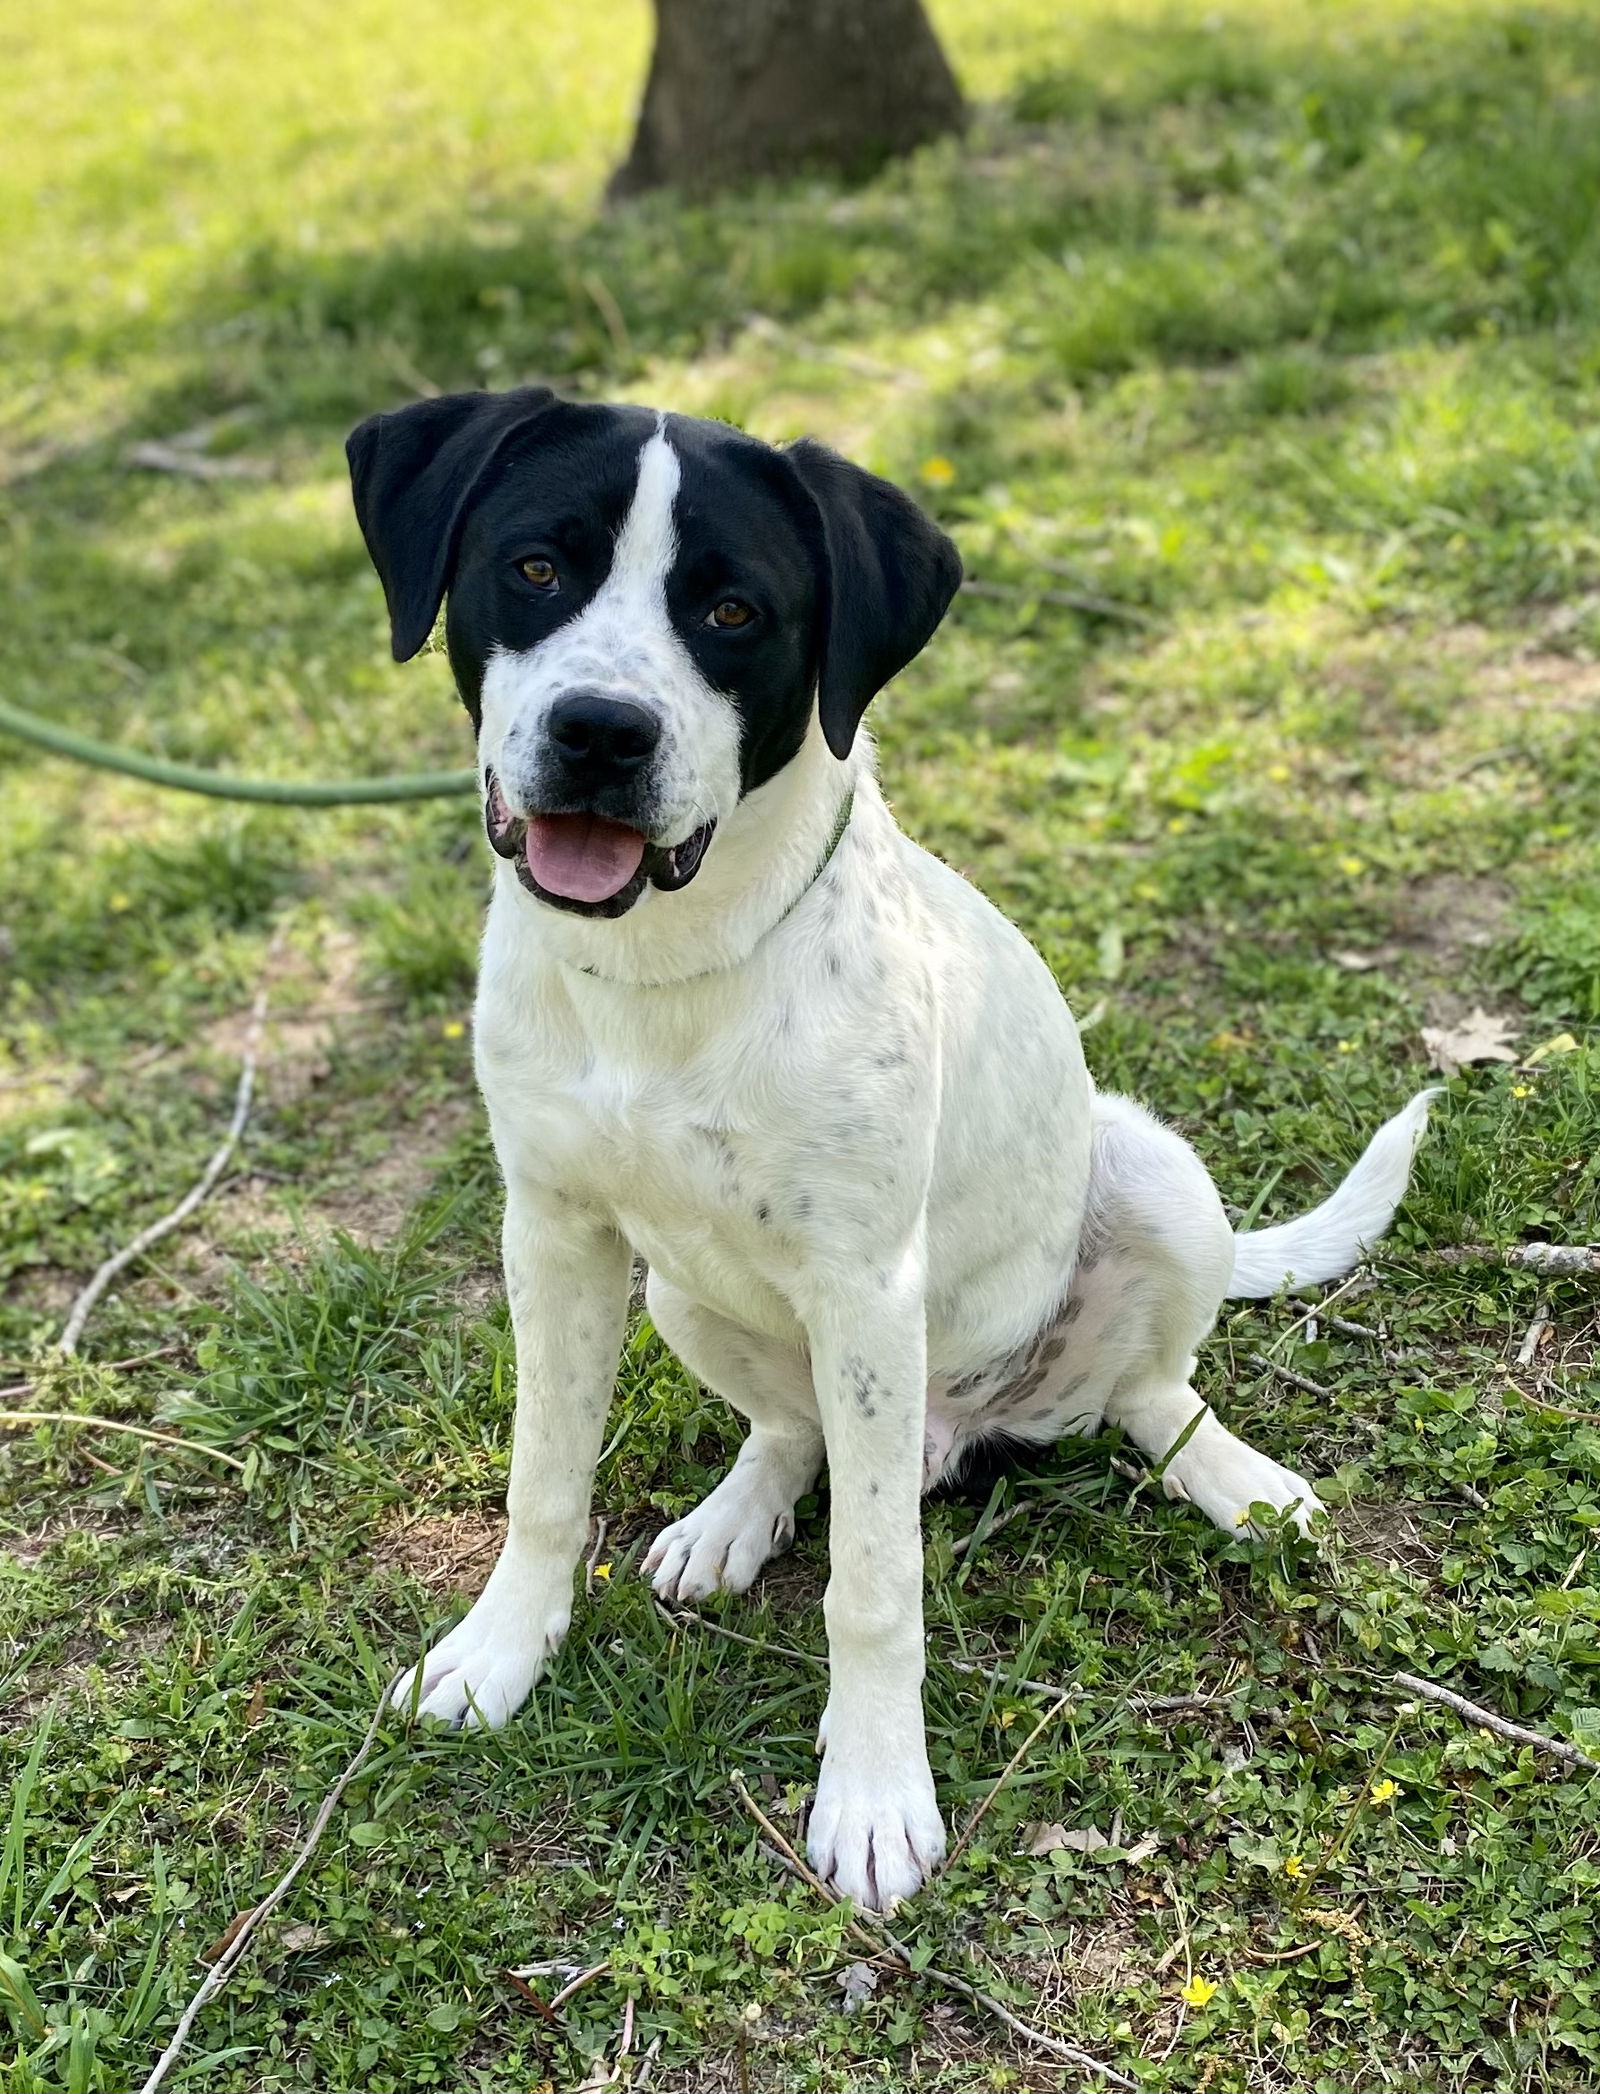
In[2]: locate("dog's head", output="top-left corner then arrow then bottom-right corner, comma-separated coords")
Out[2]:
346,389 -> 961,917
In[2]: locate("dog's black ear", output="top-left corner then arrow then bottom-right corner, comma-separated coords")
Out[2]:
346,386 -> 557,661
785,438 -> 963,760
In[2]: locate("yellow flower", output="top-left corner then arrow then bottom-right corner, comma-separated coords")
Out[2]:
591,1562 -> 612,1581
1336,1039 -> 1356,1054
1266,764 -> 1291,783
442,1019 -> 466,1039
1511,1084 -> 1530,1098
1180,1975 -> 1219,2008
919,455 -> 957,487
109,892 -> 132,912
1338,856 -> 1365,877
1370,1778 -> 1398,1805
1283,1854 -> 1304,1878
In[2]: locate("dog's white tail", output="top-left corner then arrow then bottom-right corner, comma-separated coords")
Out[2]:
1228,1088 -> 1441,1299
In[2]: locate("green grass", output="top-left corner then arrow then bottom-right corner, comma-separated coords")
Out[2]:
3,1 -> 1600,2087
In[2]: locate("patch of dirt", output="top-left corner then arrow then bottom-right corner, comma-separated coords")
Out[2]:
1337,871 -> 1519,1028
1336,1497 -> 1445,1578
1,1507 -> 135,1571
374,1506 -> 503,1593
316,1094 -> 477,1243
204,926 -> 376,1109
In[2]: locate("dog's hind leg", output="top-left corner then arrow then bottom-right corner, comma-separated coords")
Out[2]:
642,1275 -> 824,1603
1090,1094 -> 1324,1536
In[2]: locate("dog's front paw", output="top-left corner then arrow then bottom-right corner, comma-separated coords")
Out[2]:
807,1743 -> 946,1912
393,1585 -> 567,1731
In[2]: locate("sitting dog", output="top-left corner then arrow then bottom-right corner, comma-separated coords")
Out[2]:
347,388 -> 1434,1911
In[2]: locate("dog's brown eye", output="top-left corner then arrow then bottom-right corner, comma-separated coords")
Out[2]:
519,557 -> 557,589
709,599 -> 754,629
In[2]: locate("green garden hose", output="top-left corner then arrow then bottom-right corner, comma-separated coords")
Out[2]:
0,697 -> 476,805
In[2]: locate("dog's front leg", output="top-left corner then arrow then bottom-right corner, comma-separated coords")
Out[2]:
394,1185 -> 630,1730
802,1257 -> 944,1910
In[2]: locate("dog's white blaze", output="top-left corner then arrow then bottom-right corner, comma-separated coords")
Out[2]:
607,419 -> 681,606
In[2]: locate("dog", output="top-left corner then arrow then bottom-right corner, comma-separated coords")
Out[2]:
346,387 -> 1434,1912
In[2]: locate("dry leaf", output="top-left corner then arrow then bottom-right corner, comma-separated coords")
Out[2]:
1421,1007 -> 1520,1078
279,1924 -> 329,1954
1331,949 -> 1385,973
1124,1835 -> 1162,1866
1022,1821 -> 1111,1856
198,1906 -> 258,1965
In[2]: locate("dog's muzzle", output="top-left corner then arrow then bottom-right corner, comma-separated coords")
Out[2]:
484,769 -> 715,919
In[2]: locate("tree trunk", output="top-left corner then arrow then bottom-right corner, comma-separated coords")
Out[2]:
610,0 -> 966,200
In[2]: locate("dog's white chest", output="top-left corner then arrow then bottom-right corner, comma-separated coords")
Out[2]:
482,997 -> 806,1333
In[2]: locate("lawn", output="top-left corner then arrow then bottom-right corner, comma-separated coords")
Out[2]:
3,0 -> 1600,2087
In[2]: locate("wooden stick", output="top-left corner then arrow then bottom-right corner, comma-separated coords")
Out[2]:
730,1774 -> 1137,2087
1509,1384 -> 1600,1426
944,1657 -> 1226,1716
1267,1269 -> 1372,1353
1393,1672 -> 1598,1773
944,1691 -> 1076,1871
547,1960 -> 611,2012
655,1601 -> 827,1670
1427,1244 -> 1600,1276
1248,1353 -> 1333,1400
960,576 -> 1156,629
138,1687 -> 392,2094
59,984 -> 269,1355
0,1411 -> 247,1471
949,1497 -> 1032,1559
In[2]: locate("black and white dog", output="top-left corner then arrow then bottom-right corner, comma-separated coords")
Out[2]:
347,388 -> 1433,1911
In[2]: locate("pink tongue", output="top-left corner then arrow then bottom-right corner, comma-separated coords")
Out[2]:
524,814 -> 647,903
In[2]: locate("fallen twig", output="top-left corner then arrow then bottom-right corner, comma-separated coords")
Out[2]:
1394,1671 -> 1599,1773
1268,1269 -> 1373,1353
585,1515 -> 610,1597
731,1774 -> 1136,2085
656,1601 -> 826,1670
547,1960 -> 611,2012
944,1656 -> 1226,1716
1327,1316 -> 1381,1341
945,1689 -> 1076,1871
1508,1383 -> 1600,1425
1515,1301 -> 1551,1370
960,576 -> 1156,627
126,439 -> 271,481
501,1969 -> 563,2026
138,1686 -> 392,2094
0,1410 -> 246,1472
949,1496 -> 1033,1559
1248,1353 -> 1333,1400
1428,1243 -> 1600,1276
59,985 -> 268,1355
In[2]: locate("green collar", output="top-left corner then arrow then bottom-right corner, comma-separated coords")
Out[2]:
773,786 -> 854,932
573,788 -> 855,985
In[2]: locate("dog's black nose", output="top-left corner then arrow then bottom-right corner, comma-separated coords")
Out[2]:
546,690 -> 661,773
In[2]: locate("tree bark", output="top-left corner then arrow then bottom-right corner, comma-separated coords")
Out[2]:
610,0 -> 966,200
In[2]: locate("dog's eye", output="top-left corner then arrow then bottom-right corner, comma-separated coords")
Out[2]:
519,557 -> 558,589
708,599 -> 754,629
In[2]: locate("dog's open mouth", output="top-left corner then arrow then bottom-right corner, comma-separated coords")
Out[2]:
484,771 -> 715,918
